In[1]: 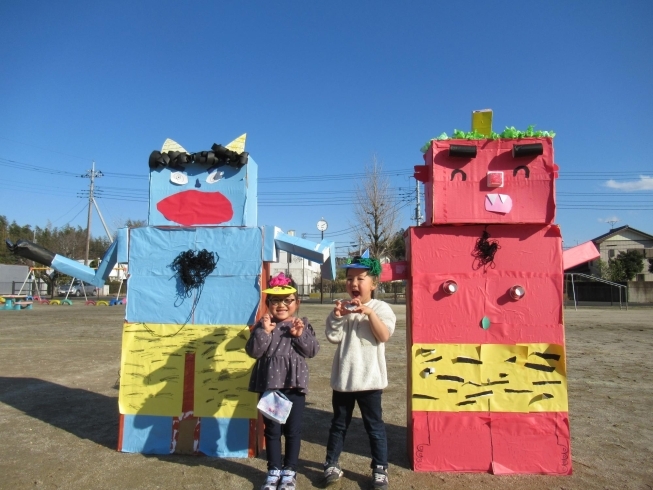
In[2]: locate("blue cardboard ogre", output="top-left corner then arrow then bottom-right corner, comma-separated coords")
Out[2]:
7,135 -> 335,457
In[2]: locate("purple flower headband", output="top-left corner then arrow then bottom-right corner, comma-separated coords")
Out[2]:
262,272 -> 297,294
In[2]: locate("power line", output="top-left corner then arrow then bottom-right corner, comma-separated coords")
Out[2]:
4,153 -> 653,184
49,200 -> 88,226
0,137 -> 92,161
0,157 -> 80,176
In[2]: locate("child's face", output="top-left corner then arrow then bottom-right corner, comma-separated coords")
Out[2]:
266,294 -> 298,321
346,268 -> 377,304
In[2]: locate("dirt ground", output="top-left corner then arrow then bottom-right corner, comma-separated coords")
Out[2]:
0,302 -> 652,490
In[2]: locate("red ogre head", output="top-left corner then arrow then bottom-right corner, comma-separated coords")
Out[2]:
415,138 -> 558,225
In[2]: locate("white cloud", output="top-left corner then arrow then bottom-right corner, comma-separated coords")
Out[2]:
605,175 -> 653,191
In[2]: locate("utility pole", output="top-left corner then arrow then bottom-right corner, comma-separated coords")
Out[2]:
82,161 -> 103,266
414,178 -> 422,226
301,233 -> 307,296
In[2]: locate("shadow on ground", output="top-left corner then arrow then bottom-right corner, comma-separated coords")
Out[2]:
0,377 -> 408,487
0,377 -> 119,450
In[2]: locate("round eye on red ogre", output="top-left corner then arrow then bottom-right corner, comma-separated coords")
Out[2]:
509,285 -> 525,300
442,280 -> 458,295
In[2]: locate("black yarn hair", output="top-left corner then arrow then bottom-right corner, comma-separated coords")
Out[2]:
472,227 -> 500,270
141,249 -> 219,337
171,249 -> 218,298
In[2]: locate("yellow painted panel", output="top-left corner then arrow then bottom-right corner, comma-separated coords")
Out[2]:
471,109 -> 493,136
194,326 -> 258,418
411,343 -> 568,413
119,323 -> 256,418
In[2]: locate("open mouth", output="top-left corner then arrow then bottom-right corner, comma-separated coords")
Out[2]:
157,190 -> 234,225
351,291 -> 361,298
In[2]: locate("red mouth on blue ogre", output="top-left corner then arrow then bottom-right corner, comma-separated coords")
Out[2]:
156,190 -> 234,226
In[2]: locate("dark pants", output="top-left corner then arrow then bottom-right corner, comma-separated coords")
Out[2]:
263,389 -> 306,471
325,389 -> 388,469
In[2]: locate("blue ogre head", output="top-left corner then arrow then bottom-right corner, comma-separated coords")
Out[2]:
147,135 -> 257,227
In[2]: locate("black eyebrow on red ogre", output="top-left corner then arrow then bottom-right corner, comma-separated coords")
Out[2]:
451,169 -> 467,181
513,166 -> 530,178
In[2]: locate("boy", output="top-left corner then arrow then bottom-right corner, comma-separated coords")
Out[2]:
323,251 -> 396,489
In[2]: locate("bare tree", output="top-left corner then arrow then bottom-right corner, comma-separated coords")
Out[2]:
352,155 -> 399,259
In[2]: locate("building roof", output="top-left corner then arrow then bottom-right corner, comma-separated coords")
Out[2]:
591,225 -> 653,244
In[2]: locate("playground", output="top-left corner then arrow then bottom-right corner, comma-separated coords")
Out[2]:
0,303 -> 651,490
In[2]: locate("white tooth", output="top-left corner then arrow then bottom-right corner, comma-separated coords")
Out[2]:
499,194 -> 508,203
486,194 -> 497,205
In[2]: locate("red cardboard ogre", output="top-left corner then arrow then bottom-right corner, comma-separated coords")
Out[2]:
406,117 -> 571,475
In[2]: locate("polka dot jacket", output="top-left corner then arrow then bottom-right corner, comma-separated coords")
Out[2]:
246,316 -> 319,394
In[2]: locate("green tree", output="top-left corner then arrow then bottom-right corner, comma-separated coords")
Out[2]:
386,229 -> 406,261
1,215 -> 112,266
123,219 -> 147,229
610,250 -> 644,281
597,258 -> 625,282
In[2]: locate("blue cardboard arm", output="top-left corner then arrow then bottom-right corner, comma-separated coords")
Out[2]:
51,239 -> 120,287
262,226 -> 336,279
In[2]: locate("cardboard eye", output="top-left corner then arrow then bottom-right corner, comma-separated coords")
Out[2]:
442,280 -> 458,294
170,171 -> 188,185
509,285 -> 525,300
206,169 -> 224,184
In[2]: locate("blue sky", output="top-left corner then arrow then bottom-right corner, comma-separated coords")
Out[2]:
1,1 -> 651,256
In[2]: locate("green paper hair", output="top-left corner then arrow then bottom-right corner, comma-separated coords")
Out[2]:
346,256 -> 382,277
421,125 -> 556,153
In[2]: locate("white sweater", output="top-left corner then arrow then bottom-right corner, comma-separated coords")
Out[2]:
325,299 -> 396,392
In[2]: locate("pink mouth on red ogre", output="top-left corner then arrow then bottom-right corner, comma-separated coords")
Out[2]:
156,190 -> 234,226
485,193 -> 512,214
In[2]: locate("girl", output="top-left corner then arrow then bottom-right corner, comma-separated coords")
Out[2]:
323,251 -> 395,490
246,272 -> 319,490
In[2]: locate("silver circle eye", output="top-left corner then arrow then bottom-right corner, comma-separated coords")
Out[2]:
206,170 -> 224,184
170,171 -> 188,185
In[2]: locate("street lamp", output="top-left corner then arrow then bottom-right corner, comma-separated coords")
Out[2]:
317,218 -> 328,304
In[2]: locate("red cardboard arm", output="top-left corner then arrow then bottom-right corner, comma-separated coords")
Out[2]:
563,241 -> 600,271
414,165 -> 429,183
380,261 -> 409,282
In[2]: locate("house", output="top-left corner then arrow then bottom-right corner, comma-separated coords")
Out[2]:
0,264 -> 29,295
269,250 -> 321,296
586,225 -> 653,281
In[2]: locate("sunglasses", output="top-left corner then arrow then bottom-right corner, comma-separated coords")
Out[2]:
268,298 -> 296,306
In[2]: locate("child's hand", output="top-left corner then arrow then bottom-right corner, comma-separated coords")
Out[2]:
333,300 -> 350,317
347,298 -> 372,316
289,317 -> 304,337
261,313 -> 276,334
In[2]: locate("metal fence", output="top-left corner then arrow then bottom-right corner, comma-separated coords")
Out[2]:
564,273 -> 628,310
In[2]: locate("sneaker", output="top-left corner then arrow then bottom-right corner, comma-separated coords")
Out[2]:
261,469 -> 282,490
323,463 -> 343,486
372,466 -> 388,490
278,469 -> 297,490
